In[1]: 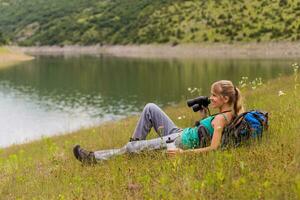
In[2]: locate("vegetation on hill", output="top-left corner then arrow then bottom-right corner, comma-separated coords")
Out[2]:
0,0 -> 300,46
0,66 -> 299,199
0,32 -> 7,45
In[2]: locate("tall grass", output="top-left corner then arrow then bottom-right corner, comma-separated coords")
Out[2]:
0,69 -> 299,199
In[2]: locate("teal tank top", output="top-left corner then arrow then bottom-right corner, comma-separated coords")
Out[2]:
181,116 -> 215,149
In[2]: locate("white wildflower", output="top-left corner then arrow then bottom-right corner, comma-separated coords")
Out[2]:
257,78 -> 263,86
178,116 -> 182,120
241,83 -> 247,88
278,90 -> 286,96
191,88 -> 197,93
294,65 -> 299,72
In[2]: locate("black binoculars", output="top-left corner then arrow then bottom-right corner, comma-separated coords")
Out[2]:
187,96 -> 211,112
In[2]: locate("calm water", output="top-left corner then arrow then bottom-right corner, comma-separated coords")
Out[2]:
0,55 -> 297,147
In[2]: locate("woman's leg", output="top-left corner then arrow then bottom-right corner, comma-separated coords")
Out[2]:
132,103 -> 182,140
94,131 -> 181,161
73,103 -> 182,163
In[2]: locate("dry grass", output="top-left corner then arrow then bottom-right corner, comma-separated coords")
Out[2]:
0,46 -> 34,68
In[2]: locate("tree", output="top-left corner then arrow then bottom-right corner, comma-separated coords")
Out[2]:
0,32 -> 8,45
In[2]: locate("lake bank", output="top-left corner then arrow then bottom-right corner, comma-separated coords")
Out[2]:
0,72 -> 299,199
0,47 -> 34,68
0,54 -> 295,148
11,42 -> 300,59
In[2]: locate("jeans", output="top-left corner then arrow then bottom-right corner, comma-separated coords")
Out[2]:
94,103 -> 183,161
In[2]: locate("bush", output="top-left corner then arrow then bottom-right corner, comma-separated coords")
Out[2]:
0,32 -> 8,45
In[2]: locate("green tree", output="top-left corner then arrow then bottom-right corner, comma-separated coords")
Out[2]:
0,32 -> 7,45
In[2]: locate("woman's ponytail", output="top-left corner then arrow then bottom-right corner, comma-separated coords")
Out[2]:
234,87 -> 244,116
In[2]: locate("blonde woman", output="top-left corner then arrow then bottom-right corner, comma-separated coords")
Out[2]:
73,80 -> 244,164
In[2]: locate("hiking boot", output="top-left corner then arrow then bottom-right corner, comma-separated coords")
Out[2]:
73,145 -> 97,165
129,137 -> 140,142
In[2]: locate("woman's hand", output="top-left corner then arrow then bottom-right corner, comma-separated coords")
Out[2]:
167,148 -> 184,156
199,106 -> 209,119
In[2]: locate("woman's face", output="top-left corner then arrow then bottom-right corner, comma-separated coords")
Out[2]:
209,86 -> 227,109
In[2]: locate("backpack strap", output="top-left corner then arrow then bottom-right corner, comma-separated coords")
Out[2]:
211,110 -> 232,125
227,111 -> 249,128
220,113 -> 229,123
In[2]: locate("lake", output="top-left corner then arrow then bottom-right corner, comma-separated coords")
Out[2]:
0,55 -> 297,147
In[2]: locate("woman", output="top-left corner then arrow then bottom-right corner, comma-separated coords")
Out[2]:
73,80 -> 244,164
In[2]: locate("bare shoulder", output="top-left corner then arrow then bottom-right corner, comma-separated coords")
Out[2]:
212,114 -> 227,126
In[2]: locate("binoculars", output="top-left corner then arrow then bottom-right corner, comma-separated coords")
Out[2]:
187,96 -> 211,112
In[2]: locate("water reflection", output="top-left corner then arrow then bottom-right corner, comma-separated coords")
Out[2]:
0,55 -> 296,147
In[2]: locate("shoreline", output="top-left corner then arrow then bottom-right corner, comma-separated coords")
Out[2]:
0,47 -> 34,68
10,42 -> 300,59
0,73 -> 297,150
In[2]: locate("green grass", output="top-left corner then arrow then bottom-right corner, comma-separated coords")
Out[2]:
0,47 -> 9,54
0,72 -> 299,199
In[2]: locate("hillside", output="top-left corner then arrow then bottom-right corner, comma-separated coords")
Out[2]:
0,0 -> 300,46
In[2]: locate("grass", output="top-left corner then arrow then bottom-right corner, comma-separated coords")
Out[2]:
0,46 -> 10,54
0,70 -> 299,199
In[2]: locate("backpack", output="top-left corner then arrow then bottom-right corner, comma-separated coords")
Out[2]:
196,110 -> 232,148
197,125 -> 212,148
221,110 -> 269,148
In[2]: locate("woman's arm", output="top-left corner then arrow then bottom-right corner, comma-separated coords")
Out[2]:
199,107 -> 209,119
167,115 -> 226,156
